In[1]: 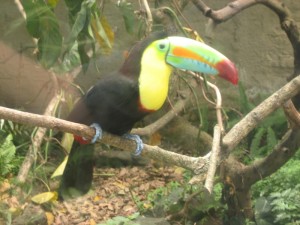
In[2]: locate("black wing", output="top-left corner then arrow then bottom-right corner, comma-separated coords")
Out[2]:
67,75 -> 147,135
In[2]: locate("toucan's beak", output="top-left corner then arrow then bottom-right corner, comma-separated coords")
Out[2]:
166,36 -> 238,85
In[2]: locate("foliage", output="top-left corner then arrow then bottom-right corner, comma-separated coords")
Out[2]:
21,0 -> 114,73
140,178 -> 226,223
234,82 -> 299,224
270,185 -> 300,225
252,151 -> 300,197
21,0 -> 62,68
252,151 -> 300,224
0,134 -> 18,179
117,1 -> 146,37
64,0 -> 113,72
228,82 -> 287,163
97,212 -> 140,225
0,120 -> 31,180
117,1 -> 136,35
129,181 -> 183,215
147,181 -> 180,204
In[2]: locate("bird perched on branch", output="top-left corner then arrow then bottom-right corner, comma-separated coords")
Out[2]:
58,32 -> 238,199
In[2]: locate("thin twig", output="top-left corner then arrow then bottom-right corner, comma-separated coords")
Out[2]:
132,97 -> 189,136
142,0 -> 153,34
187,71 -> 224,132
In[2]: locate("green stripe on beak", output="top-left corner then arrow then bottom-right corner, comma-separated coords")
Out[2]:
165,36 -> 238,85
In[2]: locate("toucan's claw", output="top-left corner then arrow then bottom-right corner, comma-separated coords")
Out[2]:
90,123 -> 103,143
123,134 -> 144,156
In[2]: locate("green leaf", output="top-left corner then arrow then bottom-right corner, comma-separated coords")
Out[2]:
21,0 -> 62,68
47,0 -> 60,8
250,127 -> 266,157
64,0 -> 96,72
0,134 -> 17,177
238,82 -> 254,114
38,26 -> 62,68
64,0 -> 83,19
66,2 -> 88,47
266,127 -> 277,152
117,1 -> 136,34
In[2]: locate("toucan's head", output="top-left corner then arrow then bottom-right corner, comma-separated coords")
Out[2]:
121,33 -> 238,85
146,36 -> 238,85
135,35 -> 238,111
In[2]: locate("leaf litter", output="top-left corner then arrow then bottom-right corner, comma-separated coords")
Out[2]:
50,164 -> 183,224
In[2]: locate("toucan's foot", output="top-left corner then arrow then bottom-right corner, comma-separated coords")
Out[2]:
90,123 -> 103,143
123,134 -> 144,156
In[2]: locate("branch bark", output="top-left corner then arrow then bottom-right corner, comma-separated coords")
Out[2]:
132,97 -> 189,136
223,75 -> 300,153
0,105 -> 209,173
240,128 -> 300,187
204,125 -> 221,193
0,74 -> 299,182
190,0 -> 300,221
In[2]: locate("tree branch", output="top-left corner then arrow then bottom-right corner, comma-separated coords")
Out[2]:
132,97 -> 189,136
223,75 -> 300,153
0,105 -> 209,173
240,129 -> 300,187
204,125 -> 221,193
283,99 -> 300,128
1,74 -> 299,184
191,0 -> 258,23
142,0 -> 153,34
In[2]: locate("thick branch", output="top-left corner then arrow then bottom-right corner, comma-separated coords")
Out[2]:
283,99 -> 300,128
240,129 -> 300,187
191,0 -> 258,23
1,75 -> 299,177
192,0 -> 300,103
223,75 -> 300,152
0,106 -> 209,173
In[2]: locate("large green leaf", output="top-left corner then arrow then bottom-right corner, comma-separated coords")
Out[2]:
64,0 -> 96,72
21,0 -> 62,68
65,1 -> 89,47
118,1 -> 136,34
64,0 -> 83,23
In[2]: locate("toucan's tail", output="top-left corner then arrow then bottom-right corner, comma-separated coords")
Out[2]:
58,143 -> 95,200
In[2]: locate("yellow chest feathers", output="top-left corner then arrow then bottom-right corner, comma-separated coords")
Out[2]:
139,45 -> 172,111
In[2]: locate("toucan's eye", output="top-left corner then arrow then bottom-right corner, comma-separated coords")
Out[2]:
156,40 -> 168,52
159,43 -> 166,50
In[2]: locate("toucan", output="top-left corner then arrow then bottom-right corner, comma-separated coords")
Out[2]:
58,32 -> 238,199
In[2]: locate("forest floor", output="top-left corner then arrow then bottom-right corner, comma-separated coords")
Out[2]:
0,162 -> 184,225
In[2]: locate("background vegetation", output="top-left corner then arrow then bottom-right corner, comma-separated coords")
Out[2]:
0,0 -> 300,224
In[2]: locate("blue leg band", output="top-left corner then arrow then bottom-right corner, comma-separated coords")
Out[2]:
123,134 -> 144,156
90,123 -> 103,143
